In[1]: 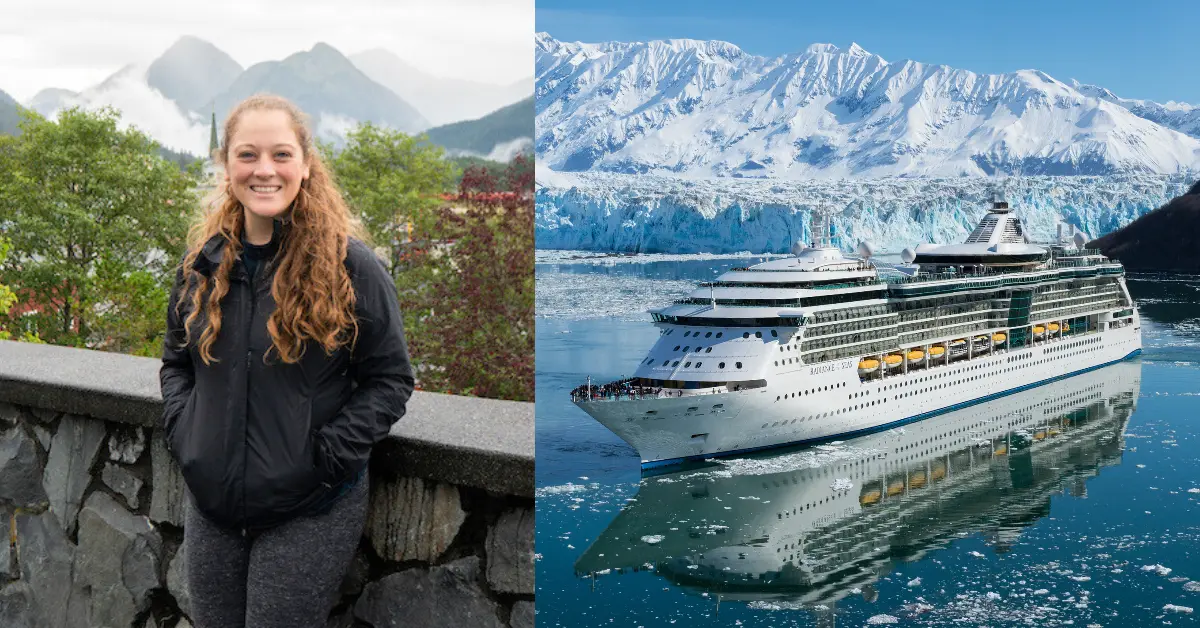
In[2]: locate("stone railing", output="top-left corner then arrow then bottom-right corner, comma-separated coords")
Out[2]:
0,339 -> 534,628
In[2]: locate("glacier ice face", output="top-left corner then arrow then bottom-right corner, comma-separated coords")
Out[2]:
536,33 -> 1200,178
536,170 -> 1196,253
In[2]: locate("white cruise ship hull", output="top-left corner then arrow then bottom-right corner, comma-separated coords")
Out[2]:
578,319 -> 1141,468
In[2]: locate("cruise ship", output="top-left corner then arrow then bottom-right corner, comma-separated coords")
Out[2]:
571,201 -> 1142,468
575,359 -> 1140,610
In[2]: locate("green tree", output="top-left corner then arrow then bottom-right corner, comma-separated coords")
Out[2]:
324,123 -> 459,276
0,238 -> 42,343
0,107 -> 199,354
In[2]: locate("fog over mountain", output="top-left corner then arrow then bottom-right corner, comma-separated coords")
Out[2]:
7,38 -> 431,155
145,36 -> 243,115
426,96 -> 533,159
210,43 -> 428,139
351,49 -> 532,127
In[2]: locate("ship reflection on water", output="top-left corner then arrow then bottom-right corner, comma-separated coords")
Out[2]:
574,360 -> 1141,612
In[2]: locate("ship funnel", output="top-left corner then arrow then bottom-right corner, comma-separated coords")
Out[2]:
1072,232 -> 1087,249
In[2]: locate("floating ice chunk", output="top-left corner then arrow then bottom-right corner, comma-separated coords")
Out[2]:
1034,589 -> 1050,595
1184,581 -> 1200,592
907,577 -> 922,587
867,615 -> 899,625
1142,564 -> 1173,576
1164,604 -> 1193,614
969,551 -> 986,558
1071,576 -> 1092,582
687,564 -> 699,570
536,482 -> 592,496
987,591 -> 1002,600
595,569 -> 611,575
1136,464 -> 1146,469
1188,488 -> 1200,494
641,535 -> 665,544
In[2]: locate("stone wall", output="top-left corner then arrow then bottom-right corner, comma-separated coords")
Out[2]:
0,340 -> 534,628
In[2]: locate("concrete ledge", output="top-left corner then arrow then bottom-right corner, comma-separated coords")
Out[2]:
0,340 -> 534,498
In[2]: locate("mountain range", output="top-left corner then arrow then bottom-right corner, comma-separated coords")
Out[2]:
351,49 -> 533,127
5,37 -> 532,159
0,88 -> 20,135
535,33 -> 1200,178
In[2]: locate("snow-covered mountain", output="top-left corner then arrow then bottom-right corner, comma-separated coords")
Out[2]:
1070,80 -> 1200,140
536,170 -> 1194,253
535,33 -> 1200,178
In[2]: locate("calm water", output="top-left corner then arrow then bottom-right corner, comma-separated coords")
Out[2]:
535,252 -> 1200,627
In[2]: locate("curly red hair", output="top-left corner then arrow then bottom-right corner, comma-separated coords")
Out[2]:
177,94 -> 370,365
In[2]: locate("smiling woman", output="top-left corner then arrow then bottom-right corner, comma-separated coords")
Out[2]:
163,94 -> 414,628
225,109 -> 312,244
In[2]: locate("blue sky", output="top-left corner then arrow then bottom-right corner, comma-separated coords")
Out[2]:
537,0 -> 1198,104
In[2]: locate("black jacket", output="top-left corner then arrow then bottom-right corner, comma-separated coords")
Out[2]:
159,226 -> 413,532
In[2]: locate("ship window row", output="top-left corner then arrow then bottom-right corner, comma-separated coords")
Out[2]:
897,310 -> 997,333
680,329 -> 722,339
1003,341 -> 1100,371
651,359 -> 744,369
652,314 -> 803,327
879,360 -> 999,391
898,322 -> 991,346
806,304 -> 889,325
803,315 -> 899,339
655,346 -> 714,359
674,289 -> 886,308
1032,294 -> 1119,313
1033,301 -> 1119,321
895,290 -> 1009,311
896,300 -> 999,324
705,278 -> 880,290
803,340 -> 894,364
1033,278 -> 1116,294
887,267 -> 1122,298
802,328 -> 897,353
1033,285 -> 1119,304
775,381 -> 846,402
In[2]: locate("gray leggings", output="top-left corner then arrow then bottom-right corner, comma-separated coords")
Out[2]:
184,472 -> 369,628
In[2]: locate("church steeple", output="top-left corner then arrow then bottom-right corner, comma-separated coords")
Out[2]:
209,108 -> 219,159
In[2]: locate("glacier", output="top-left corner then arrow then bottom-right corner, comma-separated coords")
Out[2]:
536,170 -> 1196,254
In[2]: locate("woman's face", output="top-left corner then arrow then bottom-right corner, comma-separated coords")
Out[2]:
225,109 -> 310,222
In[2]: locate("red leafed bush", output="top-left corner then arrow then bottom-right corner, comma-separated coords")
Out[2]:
396,155 -> 533,401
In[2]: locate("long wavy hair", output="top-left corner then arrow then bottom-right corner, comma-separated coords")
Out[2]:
177,94 -> 369,365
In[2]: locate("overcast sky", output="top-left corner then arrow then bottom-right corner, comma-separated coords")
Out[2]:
1,0 -> 533,103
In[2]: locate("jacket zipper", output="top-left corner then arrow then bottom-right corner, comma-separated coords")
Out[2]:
242,259 -> 258,538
